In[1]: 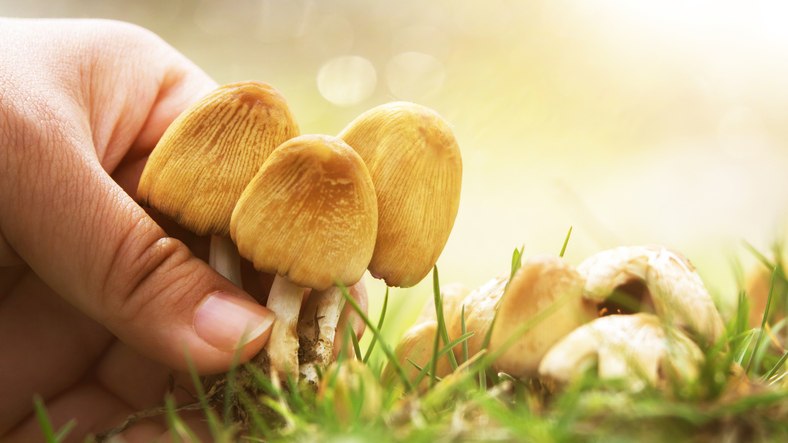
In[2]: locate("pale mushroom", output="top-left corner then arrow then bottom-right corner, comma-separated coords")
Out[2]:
446,274 -> 509,362
416,282 -> 472,325
382,321 -> 454,392
339,102 -> 462,288
137,81 -> 299,286
578,245 -> 725,344
487,255 -> 597,377
539,313 -> 704,390
230,134 -> 377,378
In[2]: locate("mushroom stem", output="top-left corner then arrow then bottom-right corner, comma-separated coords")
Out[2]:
209,235 -> 242,288
297,286 -> 346,382
265,275 -> 304,378
313,286 -> 346,365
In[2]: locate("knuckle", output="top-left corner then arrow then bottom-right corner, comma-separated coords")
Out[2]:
102,218 -> 206,326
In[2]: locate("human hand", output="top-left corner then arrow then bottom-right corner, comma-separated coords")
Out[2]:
0,18 -> 367,442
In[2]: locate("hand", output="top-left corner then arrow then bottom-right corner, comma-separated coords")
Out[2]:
0,18 -> 367,442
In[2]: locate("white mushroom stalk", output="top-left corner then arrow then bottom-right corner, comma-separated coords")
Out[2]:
539,313 -> 704,390
577,245 -> 725,344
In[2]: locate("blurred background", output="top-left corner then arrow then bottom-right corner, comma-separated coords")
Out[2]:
4,0 -> 788,338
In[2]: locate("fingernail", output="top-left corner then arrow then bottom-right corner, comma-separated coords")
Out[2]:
194,292 -> 275,351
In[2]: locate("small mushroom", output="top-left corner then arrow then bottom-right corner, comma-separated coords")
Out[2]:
137,81 -> 298,286
578,245 -> 725,343
539,313 -> 704,390
487,255 -> 597,377
382,321 -> 453,392
230,134 -> 377,378
318,359 -> 382,426
415,282 -> 472,325
446,274 -> 509,361
339,102 -> 462,288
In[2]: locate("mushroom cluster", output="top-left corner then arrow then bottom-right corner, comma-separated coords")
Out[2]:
388,245 -> 724,390
136,81 -> 463,385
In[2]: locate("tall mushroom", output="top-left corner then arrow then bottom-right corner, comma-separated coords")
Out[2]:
137,81 -> 299,286
339,102 -> 462,288
230,134 -> 377,378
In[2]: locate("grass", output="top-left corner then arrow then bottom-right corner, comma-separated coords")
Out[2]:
37,233 -> 788,442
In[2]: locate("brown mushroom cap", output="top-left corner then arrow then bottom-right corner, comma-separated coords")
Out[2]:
339,102 -> 462,288
488,255 -> 597,377
416,282 -> 472,326
230,134 -> 377,291
137,81 -> 299,237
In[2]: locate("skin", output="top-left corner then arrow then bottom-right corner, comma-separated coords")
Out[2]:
0,18 -> 366,442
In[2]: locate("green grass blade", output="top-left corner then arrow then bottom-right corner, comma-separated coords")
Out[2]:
433,266 -> 460,371
747,267 -> 777,374
33,395 -> 58,443
461,304 -> 469,365
337,281 -> 414,392
54,422 -> 76,443
560,226 -> 573,257
349,324 -> 363,361
763,351 -> 788,381
184,349 -> 221,438
743,241 -> 775,270
413,331 -> 475,386
407,359 -> 443,382
429,301 -> 442,389
363,286 -> 389,363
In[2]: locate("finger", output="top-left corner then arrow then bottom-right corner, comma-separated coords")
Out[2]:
2,382 -> 136,443
0,272 -> 112,434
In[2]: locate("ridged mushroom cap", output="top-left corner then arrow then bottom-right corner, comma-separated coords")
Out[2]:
339,102 -> 462,287
539,313 -> 704,389
230,134 -> 377,291
577,245 -> 725,343
137,81 -> 299,236
488,255 -> 597,377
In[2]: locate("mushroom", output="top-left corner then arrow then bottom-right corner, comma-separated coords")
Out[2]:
137,81 -> 298,286
339,102 -> 462,288
318,359 -> 382,426
416,282 -> 472,325
382,283 -> 471,392
446,274 -> 509,361
487,255 -> 597,377
539,313 -> 704,390
382,321 -> 454,392
230,134 -> 377,378
577,245 -> 725,344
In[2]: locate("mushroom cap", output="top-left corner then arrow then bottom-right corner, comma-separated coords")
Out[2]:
415,282 -> 472,326
538,313 -> 704,389
137,81 -> 299,237
488,255 -> 597,377
446,274 -> 508,362
382,321 -> 453,392
339,102 -> 462,288
230,134 -> 377,291
577,245 -> 725,343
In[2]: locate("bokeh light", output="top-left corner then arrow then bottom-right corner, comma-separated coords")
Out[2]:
317,55 -> 376,106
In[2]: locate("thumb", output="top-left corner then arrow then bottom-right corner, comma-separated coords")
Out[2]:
0,57 -> 273,377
